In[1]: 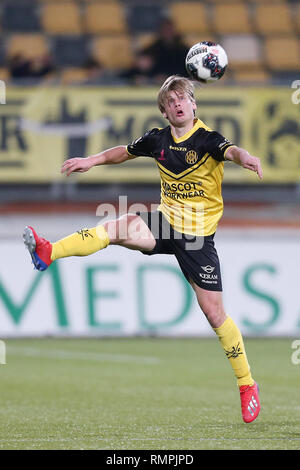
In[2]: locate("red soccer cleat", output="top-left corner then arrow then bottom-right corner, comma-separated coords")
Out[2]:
23,226 -> 53,271
239,382 -> 261,423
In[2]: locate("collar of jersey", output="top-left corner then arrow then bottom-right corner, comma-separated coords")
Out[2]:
170,118 -> 209,143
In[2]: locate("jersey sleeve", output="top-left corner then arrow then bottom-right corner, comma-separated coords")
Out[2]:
202,131 -> 235,162
126,128 -> 159,158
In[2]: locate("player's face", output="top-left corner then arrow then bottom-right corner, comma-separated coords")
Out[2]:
162,90 -> 196,128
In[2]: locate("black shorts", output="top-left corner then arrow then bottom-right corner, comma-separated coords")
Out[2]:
137,211 -> 222,292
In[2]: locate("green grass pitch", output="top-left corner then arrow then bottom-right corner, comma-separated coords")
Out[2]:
1,337 -> 299,450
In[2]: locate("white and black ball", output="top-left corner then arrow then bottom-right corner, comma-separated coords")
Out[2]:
185,41 -> 228,83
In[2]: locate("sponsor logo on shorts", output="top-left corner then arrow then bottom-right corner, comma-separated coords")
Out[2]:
201,265 -> 215,273
199,265 -> 218,284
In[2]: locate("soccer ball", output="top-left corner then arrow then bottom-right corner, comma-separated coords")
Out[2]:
185,41 -> 228,83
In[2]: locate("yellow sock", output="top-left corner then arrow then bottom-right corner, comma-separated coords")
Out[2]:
214,316 -> 254,387
51,226 -> 110,261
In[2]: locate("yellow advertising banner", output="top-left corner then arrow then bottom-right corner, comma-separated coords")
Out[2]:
0,86 -> 299,183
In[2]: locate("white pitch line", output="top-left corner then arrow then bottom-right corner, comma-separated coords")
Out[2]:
7,346 -> 160,365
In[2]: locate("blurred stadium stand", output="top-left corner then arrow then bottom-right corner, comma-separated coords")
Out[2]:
53,36 -> 89,67
0,0 -> 299,207
0,0 -> 299,85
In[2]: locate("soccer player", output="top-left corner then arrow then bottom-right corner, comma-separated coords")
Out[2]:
24,75 -> 262,423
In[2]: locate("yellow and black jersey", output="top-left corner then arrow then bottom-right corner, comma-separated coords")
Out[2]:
126,118 -> 235,236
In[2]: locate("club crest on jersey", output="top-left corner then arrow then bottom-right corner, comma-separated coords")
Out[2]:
185,150 -> 198,165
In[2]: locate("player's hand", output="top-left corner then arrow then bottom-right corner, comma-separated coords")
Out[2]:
226,147 -> 263,180
61,157 -> 94,176
240,154 -> 263,180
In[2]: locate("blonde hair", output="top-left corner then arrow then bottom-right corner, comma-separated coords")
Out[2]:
157,75 -> 195,114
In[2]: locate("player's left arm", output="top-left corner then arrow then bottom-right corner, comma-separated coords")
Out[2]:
225,146 -> 263,180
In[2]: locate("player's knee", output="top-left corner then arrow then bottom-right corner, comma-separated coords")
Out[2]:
103,214 -> 137,244
199,296 -> 226,327
103,220 -> 122,244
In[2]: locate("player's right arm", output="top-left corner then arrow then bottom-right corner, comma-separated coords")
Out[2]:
61,145 -> 131,176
